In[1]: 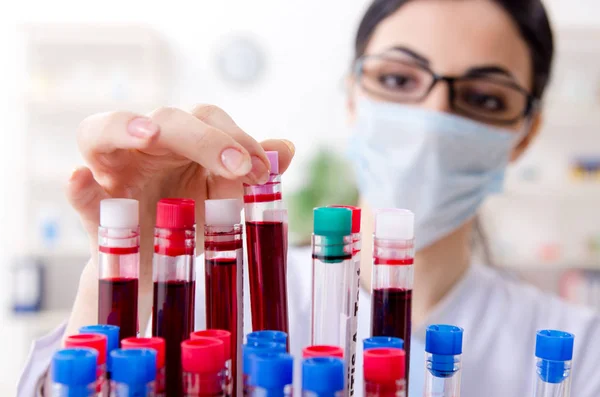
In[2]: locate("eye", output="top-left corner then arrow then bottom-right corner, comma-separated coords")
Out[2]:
462,91 -> 507,112
378,73 -> 419,92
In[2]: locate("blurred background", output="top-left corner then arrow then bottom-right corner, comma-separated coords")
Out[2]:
0,0 -> 599,394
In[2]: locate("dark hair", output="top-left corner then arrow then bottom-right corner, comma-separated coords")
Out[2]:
354,0 -> 554,99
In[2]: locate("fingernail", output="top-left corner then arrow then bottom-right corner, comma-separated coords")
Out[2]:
281,139 -> 295,156
221,148 -> 251,175
250,156 -> 269,184
128,117 -> 159,138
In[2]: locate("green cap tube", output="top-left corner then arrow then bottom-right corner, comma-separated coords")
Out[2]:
313,207 -> 352,259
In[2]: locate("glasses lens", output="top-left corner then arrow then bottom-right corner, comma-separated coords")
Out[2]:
359,56 -> 434,103
453,78 -> 528,122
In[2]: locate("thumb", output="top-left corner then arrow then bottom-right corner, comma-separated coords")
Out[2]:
66,166 -> 110,248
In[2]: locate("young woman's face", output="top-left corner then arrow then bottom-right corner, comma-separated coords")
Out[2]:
357,0 -> 535,135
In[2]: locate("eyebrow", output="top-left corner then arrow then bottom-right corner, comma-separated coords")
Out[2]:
389,46 -> 430,66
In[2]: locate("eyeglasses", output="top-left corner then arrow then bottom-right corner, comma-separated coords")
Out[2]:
354,53 -> 537,125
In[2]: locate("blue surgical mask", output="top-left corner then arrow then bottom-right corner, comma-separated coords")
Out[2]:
348,97 -> 520,250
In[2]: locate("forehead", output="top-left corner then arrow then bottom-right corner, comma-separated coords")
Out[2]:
365,0 -> 532,89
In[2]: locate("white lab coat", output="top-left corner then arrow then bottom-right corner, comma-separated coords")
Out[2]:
18,246 -> 600,397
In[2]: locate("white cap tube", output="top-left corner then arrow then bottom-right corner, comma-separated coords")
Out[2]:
100,199 -> 139,229
205,199 -> 242,225
375,209 -> 415,240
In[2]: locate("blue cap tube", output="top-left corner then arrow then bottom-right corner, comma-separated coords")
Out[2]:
363,336 -> 404,351
302,357 -> 344,396
425,325 -> 464,378
248,352 -> 293,394
243,341 -> 287,375
110,348 -> 157,396
52,348 -> 98,397
79,324 -> 120,374
246,330 -> 288,348
535,330 -> 575,384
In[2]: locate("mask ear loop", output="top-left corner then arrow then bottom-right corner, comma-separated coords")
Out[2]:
511,99 -> 540,150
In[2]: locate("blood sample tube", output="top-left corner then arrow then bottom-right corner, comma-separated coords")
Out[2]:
204,198 -> 243,394
364,348 -> 406,397
370,209 -> 415,390
533,330 -> 575,397
122,337 -> 166,397
79,325 -> 119,382
311,207 -> 353,394
246,330 -> 288,349
97,199 -> 140,341
423,325 -> 464,397
363,336 -> 404,351
243,341 -> 287,395
329,205 -> 361,396
302,345 -> 344,359
152,198 -> 196,396
110,348 -> 157,397
51,348 -> 98,397
244,151 -> 289,335
301,357 -> 345,397
181,337 -> 226,397
247,352 -> 294,397
191,330 -> 233,396
65,334 -> 108,395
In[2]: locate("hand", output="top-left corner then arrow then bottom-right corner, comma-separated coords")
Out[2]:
67,104 -> 294,283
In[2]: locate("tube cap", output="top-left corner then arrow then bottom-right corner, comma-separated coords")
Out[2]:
204,199 -> 242,226
313,207 -> 352,237
181,337 -> 225,374
121,337 -> 166,369
156,198 -> 196,228
535,330 -> 575,361
426,325 -> 463,355
52,348 -> 98,386
191,330 -> 232,360
375,209 -> 415,240
363,336 -> 404,351
329,205 -> 361,234
248,352 -> 294,389
65,334 -> 107,365
100,199 -> 139,228
243,341 -> 287,375
364,348 -> 406,382
111,348 -> 157,386
79,325 -> 119,372
302,357 -> 344,394
266,151 -> 279,174
246,330 -> 288,348
302,345 -> 344,359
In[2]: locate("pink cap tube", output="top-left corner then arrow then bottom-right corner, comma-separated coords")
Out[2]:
266,151 -> 279,174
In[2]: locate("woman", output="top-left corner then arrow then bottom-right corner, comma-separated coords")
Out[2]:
19,0 -> 600,396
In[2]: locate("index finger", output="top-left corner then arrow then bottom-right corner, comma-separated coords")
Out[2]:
260,139 -> 295,174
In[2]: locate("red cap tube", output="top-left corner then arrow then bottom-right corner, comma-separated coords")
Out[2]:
302,345 -> 344,359
156,198 -> 196,229
181,337 -> 225,374
65,334 -> 107,366
121,337 -> 166,369
364,348 -> 406,383
190,330 -> 231,360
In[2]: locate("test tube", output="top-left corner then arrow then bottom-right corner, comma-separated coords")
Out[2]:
247,351 -> 294,397
423,325 -> 464,397
302,357 -> 345,397
191,330 -> 233,396
244,151 -> 289,335
302,345 -> 344,359
246,330 -> 288,348
370,209 -> 415,390
97,199 -> 140,341
533,330 -> 575,397
65,334 -> 108,395
122,337 -> 166,397
79,325 -> 119,382
364,348 -> 406,397
363,336 -> 404,351
52,348 -> 98,397
204,199 -> 243,394
311,207 -> 353,393
152,198 -> 196,397
110,348 -> 157,397
329,205 -> 362,397
243,341 -> 287,395
181,337 -> 226,397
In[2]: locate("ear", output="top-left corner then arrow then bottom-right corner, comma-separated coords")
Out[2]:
346,75 -> 357,124
510,111 -> 542,162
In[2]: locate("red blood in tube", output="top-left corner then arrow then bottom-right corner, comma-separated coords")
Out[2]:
98,277 -> 138,340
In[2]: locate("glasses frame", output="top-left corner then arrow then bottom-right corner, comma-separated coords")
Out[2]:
354,54 -> 539,125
